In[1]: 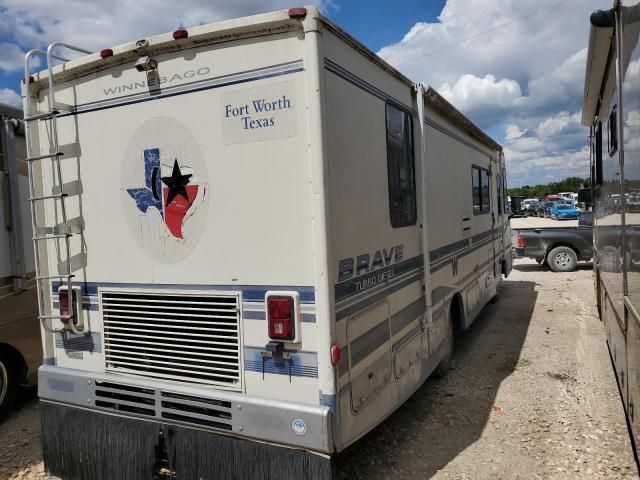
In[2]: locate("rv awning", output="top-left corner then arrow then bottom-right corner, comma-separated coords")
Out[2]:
582,9 -> 614,126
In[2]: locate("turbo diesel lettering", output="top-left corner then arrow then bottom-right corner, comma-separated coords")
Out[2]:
102,67 -> 211,96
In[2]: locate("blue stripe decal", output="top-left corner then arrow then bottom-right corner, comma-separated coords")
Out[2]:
243,346 -> 318,378
51,282 -> 315,303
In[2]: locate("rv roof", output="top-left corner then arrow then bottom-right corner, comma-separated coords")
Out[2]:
25,6 -> 500,152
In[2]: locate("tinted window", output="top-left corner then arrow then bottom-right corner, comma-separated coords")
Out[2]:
608,105 -> 618,156
386,104 -> 416,227
472,166 -> 490,214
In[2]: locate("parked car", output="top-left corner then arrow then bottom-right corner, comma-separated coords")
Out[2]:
550,202 -> 580,220
558,192 -> 578,201
514,220 -> 593,271
522,198 -> 540,216
540,200 -> 556,217
0,104 -> 41,422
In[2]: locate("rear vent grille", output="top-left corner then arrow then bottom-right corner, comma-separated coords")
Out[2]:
95,381 -> 156,416
101,291 -> 241,389
160,391 -> 233,430
93,382 -> 233,431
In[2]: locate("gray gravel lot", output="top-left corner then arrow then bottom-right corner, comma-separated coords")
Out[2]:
0,258 -> 637,479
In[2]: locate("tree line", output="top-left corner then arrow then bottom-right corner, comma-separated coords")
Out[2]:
507,176 -> 590,199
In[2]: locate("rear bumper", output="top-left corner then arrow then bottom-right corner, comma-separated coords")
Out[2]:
38,365 -> 333,454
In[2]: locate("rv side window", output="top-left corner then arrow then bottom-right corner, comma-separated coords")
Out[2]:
608,106 -> 618,156
386,104 -> 416,228
595,122 -> 603,186
472,166 -> 490,214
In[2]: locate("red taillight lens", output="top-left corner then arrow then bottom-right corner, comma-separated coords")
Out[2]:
517,233 -> 525,248
330,344 -> 341,365
267,296 -> 294,340
100,48 -> 113,58
59,288 -> 76,322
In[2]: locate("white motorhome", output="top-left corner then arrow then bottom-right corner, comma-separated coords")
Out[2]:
0,103 -> 40,422
24,7 -> 512,479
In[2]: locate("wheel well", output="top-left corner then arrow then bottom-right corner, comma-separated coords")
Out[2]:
0,343 -> 28,384
545,243 -> 580,259
450,293 -> 464,333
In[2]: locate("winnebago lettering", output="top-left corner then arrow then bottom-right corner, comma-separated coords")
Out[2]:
23,7 -> 512,480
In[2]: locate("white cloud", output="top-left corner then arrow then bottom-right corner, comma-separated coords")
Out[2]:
0,88 -> 21,107
438,74 -> 524,121
0,42 -> 27,72
376,0 -> 602,186
505,124 -> 525,141
0,1 -> 332,66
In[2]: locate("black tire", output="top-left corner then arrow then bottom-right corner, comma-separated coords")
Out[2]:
547,246 -> 578,272
432,310 -> 454,378
0,351 -> 19,423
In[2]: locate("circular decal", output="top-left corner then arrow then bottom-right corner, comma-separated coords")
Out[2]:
291,418 -> 307,436
121,116 -> 209,263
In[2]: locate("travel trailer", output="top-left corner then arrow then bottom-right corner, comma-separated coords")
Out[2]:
24,7 -> 512,479
0,103 -> 40,422
582,0 -> 640,452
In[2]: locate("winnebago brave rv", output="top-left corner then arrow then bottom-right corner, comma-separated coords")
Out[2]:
24,7 -> 512,479
0,103 -> 40,422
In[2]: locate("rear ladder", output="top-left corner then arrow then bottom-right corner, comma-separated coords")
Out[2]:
23,42 -> 92,336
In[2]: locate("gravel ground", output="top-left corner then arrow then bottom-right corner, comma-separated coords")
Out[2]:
0,258 -> 636,479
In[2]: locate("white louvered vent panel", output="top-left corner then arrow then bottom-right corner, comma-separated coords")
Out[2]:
101,291 -> 241,389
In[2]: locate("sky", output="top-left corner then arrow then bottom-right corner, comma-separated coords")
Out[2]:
0,0 -> 606,186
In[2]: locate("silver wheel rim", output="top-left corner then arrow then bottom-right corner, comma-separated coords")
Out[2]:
554,252 -> 572,269
0,361 -> 7,406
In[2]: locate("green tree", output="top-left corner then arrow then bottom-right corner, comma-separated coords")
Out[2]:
507,176 -> 589,198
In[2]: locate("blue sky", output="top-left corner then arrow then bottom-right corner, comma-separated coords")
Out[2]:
0,0 -> 606,186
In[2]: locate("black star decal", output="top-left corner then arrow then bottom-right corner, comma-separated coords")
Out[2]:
161,159 -> 192,205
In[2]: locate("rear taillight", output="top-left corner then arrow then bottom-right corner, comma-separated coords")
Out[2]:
517,233 -> 525,248
59,288 -> 77,322
267,296 -> 295,340
330,344 -> 341,365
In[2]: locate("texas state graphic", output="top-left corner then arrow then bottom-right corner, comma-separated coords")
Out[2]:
127,148 -> 199,239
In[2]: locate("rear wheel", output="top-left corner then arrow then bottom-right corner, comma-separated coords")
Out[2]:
547,246 -> 578,272
0,351 -> 18,423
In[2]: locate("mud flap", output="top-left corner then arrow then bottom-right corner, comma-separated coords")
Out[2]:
42,402 -> 333,480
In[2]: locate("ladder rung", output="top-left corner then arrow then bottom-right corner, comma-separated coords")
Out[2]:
24,110 -> 61,122
36,217 -> 84,236
29,193 -> 67,201
36,225 -> 73,236
26,152 -> 63,162
54,101 -> 73,112
37,274 -> 74,280
39,314 -> 73,321
33,234 -> 71,241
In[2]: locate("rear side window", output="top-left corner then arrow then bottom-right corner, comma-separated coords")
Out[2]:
386,104 -> 416,228
608,105 -> 618,156
472,165 -> 490,214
